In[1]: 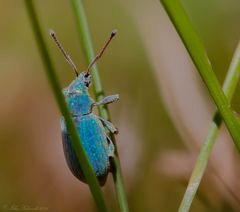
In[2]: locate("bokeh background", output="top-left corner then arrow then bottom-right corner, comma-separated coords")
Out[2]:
1,0 -> 240,211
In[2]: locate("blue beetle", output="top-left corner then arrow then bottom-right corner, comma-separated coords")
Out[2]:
50,30 -> 119,186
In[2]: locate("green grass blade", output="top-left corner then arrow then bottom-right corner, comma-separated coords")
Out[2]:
160,0 -> 240,151
70,0 -> 129,211
178,41 -> 240,212
24,1 -> 108,211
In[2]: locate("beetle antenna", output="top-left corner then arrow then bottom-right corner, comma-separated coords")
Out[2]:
86,29 -> 117,75
49,29 -> 79,77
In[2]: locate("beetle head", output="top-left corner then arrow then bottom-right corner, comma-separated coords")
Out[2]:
68,71 -> 91,93
81,71 -> 92,88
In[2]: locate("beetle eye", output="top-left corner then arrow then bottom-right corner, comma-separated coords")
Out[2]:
84,73 -> 90,78
84,81 -> 90,87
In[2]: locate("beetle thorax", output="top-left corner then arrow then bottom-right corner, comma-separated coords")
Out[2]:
66,94 -> 94,116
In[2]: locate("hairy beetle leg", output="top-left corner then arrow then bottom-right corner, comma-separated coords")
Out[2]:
97,116 -> 118,134
106,136 -> 115,157
93,94 -> 119,107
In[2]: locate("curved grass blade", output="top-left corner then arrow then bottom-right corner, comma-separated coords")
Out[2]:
24,1 -> 108,211
160,0 -> 240,151
70,0 -> 129,211
178,41 -> 240,212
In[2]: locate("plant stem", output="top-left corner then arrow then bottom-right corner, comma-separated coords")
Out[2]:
70,0 -> 129,211
178,41 -> 240,212
160,0 -> 240,151
24,1 -> 108,211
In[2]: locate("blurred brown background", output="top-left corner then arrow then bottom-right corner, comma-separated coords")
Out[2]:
0,0 -> 240,211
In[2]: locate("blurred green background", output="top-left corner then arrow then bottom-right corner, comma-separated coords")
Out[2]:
1,0 -> 240,211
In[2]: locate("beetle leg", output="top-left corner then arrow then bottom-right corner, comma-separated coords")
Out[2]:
97,116 -> 118,134
60,117 -> 66,132
106,136 -> 115,157
93,94 -> 119,107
